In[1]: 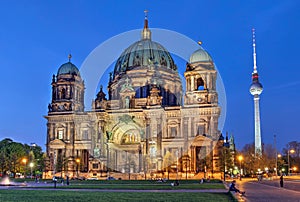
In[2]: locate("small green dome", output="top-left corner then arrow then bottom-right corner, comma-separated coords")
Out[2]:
189,47 -> 213,63
57,62 -> 80,76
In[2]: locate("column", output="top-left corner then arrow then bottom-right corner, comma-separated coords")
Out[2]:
138,144 -> 142,172
49,123 -> 54,140
157,117 -> 162,156
157,116 -> 162,171
206,74 -> 210,89
209,116 -> 214,137
187,78 -> 191,91
67,123 -> 70,141
145,117 -> 151,154
47,123 -> 51,144
183,117 -> 189,151
191,76 -> 195,91
191,146 -> 195,172
191,117 -> 194,137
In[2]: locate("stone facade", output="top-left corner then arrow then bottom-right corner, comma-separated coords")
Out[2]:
44,19 -> 223,179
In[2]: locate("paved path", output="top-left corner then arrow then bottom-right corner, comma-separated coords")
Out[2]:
232,179 -> 300,202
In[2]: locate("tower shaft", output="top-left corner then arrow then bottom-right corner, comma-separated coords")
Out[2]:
254,95 -> 262,155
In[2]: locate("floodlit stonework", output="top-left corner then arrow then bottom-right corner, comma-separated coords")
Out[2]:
44,16 -> 223,180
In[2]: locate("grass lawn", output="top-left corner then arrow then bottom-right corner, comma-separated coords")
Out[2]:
23,179 -> 225,190
7,178 -> 226,190
50,183 -> 225,190
0,190 -> 236,202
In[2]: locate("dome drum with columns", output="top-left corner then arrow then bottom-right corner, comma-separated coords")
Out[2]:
44,13 -> 223,180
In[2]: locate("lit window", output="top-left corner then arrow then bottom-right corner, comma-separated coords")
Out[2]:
82,130 -> 88,140
171,127 -> 177,137
150,146 -> 156,158
58,130 -> 63,139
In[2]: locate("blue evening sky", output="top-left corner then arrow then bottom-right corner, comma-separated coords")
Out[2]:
0,0 -> 299,151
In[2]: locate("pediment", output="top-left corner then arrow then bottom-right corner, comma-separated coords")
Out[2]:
49,139 -> 66,149
191,135 -> 213,147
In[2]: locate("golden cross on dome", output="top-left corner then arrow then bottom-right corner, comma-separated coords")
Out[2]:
144,10 -> 148,19
68,54 -> 72,62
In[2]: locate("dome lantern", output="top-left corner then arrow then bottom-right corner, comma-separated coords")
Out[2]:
141,10 -> 151,40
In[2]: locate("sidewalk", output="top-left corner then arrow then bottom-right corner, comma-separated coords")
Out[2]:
234,179 -> 300,202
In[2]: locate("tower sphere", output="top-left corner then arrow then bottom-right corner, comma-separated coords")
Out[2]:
250,82 -> 263,95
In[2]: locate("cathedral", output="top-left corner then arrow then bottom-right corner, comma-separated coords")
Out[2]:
44,15 -> 224,179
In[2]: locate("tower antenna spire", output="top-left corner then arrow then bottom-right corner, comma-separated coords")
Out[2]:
252,28 -> 257,73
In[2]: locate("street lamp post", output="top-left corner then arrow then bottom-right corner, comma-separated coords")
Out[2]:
106,143 -> 110,178
223,147 -> 226,181
186,162 -> 188,180
22,158 -> 27,178
176,149 -> 179,180
288,149 -> 295,176
275,150 -> 278,176
238,155 -> 243,180
29,162 -> 34,178
75,158 -> 80,178
277,154 -> 282,175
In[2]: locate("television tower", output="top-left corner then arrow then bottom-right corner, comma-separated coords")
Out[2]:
249,28 -> 263,156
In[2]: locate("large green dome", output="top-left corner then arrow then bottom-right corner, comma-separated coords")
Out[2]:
113,39 -> 177,78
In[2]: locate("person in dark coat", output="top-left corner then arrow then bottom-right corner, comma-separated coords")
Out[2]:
280,175 -> 283,187
229,180 -> 245,195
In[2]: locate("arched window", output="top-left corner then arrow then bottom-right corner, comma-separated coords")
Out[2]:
125,96 -> 130,108
61,88 -> 66,99
52,89 -> 56,100
197,124 -> 205,136
196,78 -> 205,90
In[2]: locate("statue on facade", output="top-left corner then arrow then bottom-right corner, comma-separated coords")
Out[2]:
106,131 -> 113,141
48,104 -> 52,112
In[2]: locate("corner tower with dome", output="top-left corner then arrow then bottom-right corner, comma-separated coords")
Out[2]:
44,13 -> 222,180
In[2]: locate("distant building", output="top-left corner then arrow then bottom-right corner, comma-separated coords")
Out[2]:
44,14 -> 223,179
223,132 -> 236,174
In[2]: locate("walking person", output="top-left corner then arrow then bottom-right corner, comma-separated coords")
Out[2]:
280,175 -> 283,187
